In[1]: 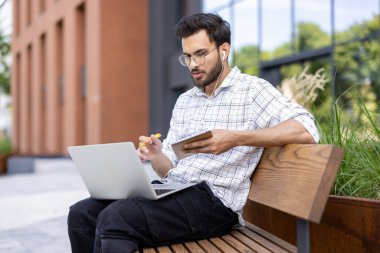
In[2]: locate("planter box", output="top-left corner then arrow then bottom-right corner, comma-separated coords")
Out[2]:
243,195 -> 380,252
0,153 -> 12,174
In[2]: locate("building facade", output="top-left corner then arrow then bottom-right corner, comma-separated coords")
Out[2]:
12,0 -> 193,155
11,0 -> 201,155
11,0 -> 379,156
12,0 -> 151,155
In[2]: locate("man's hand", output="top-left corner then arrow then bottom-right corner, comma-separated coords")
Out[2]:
183,129 -> 236,155
137,134 -> 163,161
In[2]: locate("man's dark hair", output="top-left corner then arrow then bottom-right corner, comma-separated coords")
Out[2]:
175,13 -> 231,46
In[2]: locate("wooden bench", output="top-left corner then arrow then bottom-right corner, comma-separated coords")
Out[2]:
139,144 -> 344,253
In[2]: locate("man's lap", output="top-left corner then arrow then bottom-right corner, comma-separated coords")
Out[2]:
69,181 -> 238,245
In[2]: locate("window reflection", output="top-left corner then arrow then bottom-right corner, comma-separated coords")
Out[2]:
295,0 -> 331,51
202,0 -> 380,108
261,0 -> 292,59
335,0 -> 379,41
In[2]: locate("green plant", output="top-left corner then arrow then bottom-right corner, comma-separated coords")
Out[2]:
317,92 -> 380,199
0,30 -> 11,94
279,66 -> 328,110
280,67 -> 380,200
0,137 -> 11,154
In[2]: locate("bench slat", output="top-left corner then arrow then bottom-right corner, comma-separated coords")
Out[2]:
141,248 -> 158,253
238,227 -> 292,253
183,241 -> 206,253
230,230 -> 270,253
141,224 -> 295,253
157,246 -> 173,253
209,237 -> 240,253
221,234 -> 258,252
170,243 -> 189,253
196,239 -> 223,253
249,144 -> 343,223
246,223 -> 296,252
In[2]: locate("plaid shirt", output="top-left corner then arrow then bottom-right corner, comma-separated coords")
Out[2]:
162,67 -> 319,218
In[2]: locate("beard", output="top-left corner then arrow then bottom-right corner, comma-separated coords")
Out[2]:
190,54 -> 223,89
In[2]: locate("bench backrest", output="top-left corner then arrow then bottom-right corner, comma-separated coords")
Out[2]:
248,144 -> 344,223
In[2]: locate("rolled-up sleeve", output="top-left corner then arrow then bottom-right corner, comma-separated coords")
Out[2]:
252,79 -> 320,143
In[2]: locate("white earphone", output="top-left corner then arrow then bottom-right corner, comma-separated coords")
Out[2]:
222,51 -> 226,61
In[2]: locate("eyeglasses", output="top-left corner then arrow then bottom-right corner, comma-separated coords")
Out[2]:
178,48 -> 217,67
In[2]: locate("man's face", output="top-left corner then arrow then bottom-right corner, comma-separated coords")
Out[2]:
181,30 -> 222,89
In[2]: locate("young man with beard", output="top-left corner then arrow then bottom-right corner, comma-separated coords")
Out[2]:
67,13 -> 319,253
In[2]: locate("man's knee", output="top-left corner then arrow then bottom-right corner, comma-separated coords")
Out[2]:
68,200 -> 88,229
96,198 -> 148,236
68,198 -> 102,229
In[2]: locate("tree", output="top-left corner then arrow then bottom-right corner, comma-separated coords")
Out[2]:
296,22 -> 330,52
233,16 -> 379,116
334,14 -> 380,111
0,30 -> 11,94
233,45 -> 259,76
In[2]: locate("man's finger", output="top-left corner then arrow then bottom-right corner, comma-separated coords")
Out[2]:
137,149 -> 146,161
184,139 -> 208,150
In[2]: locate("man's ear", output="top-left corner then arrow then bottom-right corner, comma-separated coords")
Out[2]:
220,43 -> 230,61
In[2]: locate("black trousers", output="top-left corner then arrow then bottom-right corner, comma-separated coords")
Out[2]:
67,182 -> 238,253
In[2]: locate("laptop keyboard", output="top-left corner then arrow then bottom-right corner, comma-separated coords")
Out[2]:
154,189 -> 175,196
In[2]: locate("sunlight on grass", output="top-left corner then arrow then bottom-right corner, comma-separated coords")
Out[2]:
317,96 -> 380,199
280,67 -> 380,200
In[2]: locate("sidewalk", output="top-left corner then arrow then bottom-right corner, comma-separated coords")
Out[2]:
0,159 -> 88,253
0,159 -> 159,253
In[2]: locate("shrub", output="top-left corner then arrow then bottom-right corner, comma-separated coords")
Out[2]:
280,67 -> 380,199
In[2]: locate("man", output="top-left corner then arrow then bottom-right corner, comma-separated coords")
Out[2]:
68,13 -> 319,253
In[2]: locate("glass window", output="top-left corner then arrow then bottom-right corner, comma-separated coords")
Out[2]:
334,41 -> 380,111
295,0 -> 331,52
232,1 -> 259,74
335,0 -> 379,43
203,0 -> 231,12
202,1 -> 232,58
203,0 -> 259,74
333,0 -> 380,113
261,0 -> 292,60
233,1 -> 258,49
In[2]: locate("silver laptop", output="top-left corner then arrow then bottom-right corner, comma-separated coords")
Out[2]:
67,142 -> 195,200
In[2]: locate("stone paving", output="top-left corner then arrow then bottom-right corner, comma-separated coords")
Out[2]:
0,158 -> 158,253
0,159 -> 88,253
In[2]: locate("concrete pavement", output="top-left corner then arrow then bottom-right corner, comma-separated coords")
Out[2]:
0,158 -> 88,253
0,158 -> 159,253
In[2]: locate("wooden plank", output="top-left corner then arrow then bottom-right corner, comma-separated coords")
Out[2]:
310,146 -> 344,221
230,230 -> 271,253
245,224 -> 296,252
141,248 -> 157,253
156,246 -> 173,253
243,200 -> 297,245
312,196 -> 380,253
242,196 -> 380,253
221,234 -> 258,253
196,239 -> 223,253
239,227 -> 292,253
209,237 -> 239,253
170,243 -> 189,253
183,241 -> 206,253
249,144 -> 343,223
